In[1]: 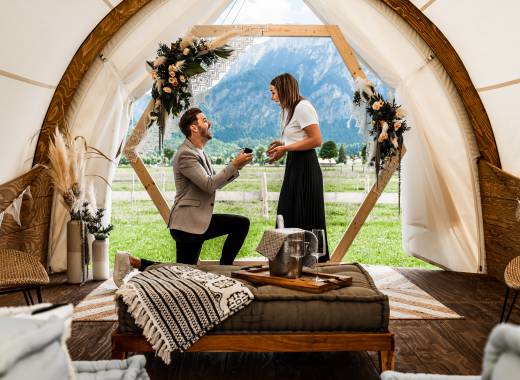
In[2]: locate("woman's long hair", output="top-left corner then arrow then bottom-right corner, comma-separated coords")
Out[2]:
270,73 -> 303,125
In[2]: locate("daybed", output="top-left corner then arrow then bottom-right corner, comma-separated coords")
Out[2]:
112,263 -> 394,372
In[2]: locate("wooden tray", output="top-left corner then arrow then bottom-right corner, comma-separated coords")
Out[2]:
231,266 -> 352,293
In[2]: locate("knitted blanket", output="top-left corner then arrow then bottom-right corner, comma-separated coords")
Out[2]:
116,265 -> 253,364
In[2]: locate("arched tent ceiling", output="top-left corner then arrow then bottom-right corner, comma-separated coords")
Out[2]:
2,0 -> 519,183
0,0 -> 519,279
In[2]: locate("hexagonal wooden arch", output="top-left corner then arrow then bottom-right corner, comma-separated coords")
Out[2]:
123,24 -> 402,262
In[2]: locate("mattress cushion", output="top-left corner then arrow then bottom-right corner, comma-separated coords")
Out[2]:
117,263 -> 389,334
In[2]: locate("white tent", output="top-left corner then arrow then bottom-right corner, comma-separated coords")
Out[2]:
0,0 -> 518,276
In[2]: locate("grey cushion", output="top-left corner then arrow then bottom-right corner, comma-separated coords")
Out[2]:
74,355 -> 150,380
117,263 -> 389,334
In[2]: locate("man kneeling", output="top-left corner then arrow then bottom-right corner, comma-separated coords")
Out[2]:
114,108 -> 252,286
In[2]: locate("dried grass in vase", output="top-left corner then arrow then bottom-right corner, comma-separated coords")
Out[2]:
48,128 -> 86,219
48,128 -> 113,220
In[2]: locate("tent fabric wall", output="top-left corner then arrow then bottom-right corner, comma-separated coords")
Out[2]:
305,0 -> 484,272
413,0 -> 520,177
0,0 -> 112,185
48,0 -> 232,271
1,0 -> 518,273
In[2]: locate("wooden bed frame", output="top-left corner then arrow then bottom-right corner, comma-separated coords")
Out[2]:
111,330 -> 395,372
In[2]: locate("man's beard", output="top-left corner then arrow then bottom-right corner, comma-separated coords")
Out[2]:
198,126 -> 212,141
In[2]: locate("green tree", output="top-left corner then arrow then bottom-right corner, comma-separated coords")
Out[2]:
255,146 -> 266,164
319,140 -> 338,160
163,147 -> 175,164
337,144 -> 346,164
215,157 -> 224,165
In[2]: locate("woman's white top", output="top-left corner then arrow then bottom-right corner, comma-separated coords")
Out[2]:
281,99 -> 319,145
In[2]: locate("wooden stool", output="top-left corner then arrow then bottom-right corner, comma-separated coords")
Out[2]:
0,249 -> 49,305
500,256 -> 520,322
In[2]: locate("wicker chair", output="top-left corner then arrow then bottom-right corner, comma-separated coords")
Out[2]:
500,256 -> 520,322
0,249 -> 49,305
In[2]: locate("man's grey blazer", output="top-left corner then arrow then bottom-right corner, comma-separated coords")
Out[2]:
168,139 -> 239,234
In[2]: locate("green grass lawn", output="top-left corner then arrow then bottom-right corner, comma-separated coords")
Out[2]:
109,200 -> 434,269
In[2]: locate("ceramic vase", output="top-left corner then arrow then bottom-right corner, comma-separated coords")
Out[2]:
92,238 -> 109,281
67,220 -> 85,284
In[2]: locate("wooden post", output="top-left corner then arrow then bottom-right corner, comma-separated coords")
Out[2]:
330,147 -> 406,263
161,171 -> 166,192
131,172 -> 135,205
261,172 -> 269,219
123,99 -> 170,224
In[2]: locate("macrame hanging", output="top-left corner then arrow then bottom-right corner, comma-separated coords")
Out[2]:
190,26 -> 263,106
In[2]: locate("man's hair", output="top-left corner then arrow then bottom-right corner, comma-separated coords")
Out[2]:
179,107 -> 202,138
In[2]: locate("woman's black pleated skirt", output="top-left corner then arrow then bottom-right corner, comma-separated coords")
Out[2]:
277,149 -> 329,260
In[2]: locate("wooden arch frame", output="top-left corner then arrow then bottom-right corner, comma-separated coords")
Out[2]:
122,24 -> 398,263
18,0 -> 513,279
123,24 -> 368,226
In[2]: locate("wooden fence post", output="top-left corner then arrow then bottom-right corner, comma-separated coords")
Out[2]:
261,172 -> 269,219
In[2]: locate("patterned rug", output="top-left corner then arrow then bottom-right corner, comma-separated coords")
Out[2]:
72,266 -> 463,322
365,265 -> 463,320
73,278 -> 118,321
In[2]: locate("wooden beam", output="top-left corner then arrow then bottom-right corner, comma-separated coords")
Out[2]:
331,147 -> 406,263
112,331 -> 395,371
191,24 -> 366,81
123,99 -> 170,224
327,25 -> 366,80
479,160 -> 520,281
192,24 -> 332,37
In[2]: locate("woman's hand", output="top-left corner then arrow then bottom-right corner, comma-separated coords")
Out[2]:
267,140 -> 283,153
267,145 -> 286,163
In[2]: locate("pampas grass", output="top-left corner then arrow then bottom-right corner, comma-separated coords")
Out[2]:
208,30 -> 239,50
48,127 -> 87,215
48,128 -> 112,218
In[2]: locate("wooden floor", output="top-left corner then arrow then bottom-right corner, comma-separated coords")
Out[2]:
1,267 -> 518,379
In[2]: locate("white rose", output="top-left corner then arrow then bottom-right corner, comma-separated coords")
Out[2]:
396,106 -> 407,119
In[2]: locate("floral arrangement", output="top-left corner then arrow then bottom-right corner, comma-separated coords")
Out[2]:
353,77 -> 410,176
147,32 -> 235,149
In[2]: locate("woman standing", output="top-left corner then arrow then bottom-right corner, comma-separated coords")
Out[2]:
267,73 -> 329,261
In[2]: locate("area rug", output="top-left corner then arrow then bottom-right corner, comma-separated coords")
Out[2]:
73,266 -> 463,322
365,265 -> 463,320
73,278 -> 118,321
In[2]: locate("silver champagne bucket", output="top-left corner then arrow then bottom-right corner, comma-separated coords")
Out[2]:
268,228 -> 318,278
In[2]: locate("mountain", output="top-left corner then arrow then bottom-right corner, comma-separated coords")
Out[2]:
200,37 -> 363,148
132,37 -> 389,156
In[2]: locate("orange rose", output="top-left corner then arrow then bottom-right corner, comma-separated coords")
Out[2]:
378,132 -> 388,142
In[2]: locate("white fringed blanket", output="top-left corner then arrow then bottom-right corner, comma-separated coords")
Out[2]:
116,265 -> 253,364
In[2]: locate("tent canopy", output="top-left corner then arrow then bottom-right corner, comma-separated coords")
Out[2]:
0,0 -> 519,276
